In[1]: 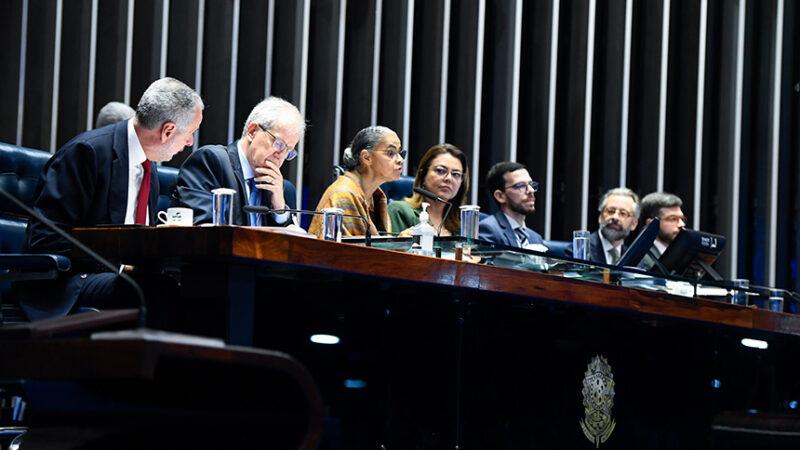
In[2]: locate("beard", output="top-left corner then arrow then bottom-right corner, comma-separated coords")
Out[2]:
508,198 -> 535,216
600,220 -> 630,242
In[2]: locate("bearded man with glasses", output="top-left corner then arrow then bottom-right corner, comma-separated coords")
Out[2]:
478,161 -> 546,249
174,97 -> 305,226
638,192 -> 687,270
564,187 -> 640,264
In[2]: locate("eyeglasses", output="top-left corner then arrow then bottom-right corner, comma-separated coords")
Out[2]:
376,148 -> 407,160
601,207 -> 633,219
431,165 -> 463,181
259,125 -> 297,161
661,214 -> 687,224
504,181 -> 539,193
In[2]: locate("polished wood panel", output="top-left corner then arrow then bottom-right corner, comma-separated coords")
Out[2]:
73,226 -> 797,336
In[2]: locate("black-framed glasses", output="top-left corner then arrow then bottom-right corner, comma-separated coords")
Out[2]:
259,125 -> 297,161
376,148 -> 407,160
601,206 -> 633,219
504,181 -> 539,193
431,165 -> 464,181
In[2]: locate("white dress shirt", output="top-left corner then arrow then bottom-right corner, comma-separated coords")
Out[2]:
236,141 -> 289,225
124,119 -> 149,225
598,232 -> 624,264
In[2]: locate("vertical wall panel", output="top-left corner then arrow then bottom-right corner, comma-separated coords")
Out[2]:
56,0 -> 92,149
0,1 -> 23,143
378,0 -> 413,165
519,0 -> 556,236
131,0 -> 165,105
21,0 -> 56,151
341,0 -> 376,150
198,1 -> 234,146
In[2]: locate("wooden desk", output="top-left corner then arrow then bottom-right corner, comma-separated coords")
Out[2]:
72,226 -> 800,449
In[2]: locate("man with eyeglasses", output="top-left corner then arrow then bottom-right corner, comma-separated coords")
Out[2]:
174,97 -> 305,226
478,161 -> 546,249
639,192 -> 686,270
564,187 -> 640,264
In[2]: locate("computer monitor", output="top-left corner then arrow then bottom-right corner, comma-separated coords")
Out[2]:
616,218 -> 660,268
658,228 -> 727,280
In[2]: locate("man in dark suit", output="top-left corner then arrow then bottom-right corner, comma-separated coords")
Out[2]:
639,192 -> 686,270
564,187 -> 640,264
21,77 -> 204,320
173,97 -> 305,226
478,161 -> 545,248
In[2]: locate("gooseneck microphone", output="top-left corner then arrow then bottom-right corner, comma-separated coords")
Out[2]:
0,187 -> 148,328
413,187 -> 453,237
243,205 -> 372,247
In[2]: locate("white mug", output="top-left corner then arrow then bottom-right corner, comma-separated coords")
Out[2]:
158,207 -> 193,226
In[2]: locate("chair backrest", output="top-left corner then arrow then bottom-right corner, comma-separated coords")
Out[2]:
0,142 -> 51,219
543,239 -> 571,257
157,165 -> 179,213
381,176 -> 415,202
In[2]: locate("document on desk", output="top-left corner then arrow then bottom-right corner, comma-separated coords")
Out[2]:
258,225 -> 318,238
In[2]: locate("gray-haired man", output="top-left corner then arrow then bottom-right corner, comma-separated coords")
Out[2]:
565,187 -> 640,264
22,77 -> 204,320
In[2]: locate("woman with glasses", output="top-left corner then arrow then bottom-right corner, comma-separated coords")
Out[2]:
388,143 -> 470,237
309,126 -> 404,237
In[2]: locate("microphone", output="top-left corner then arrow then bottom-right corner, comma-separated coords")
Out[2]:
413,187 -> 453,237
243,205 -> 372,247
0,187 -> 148,328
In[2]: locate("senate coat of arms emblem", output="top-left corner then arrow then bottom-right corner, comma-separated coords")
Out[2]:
580,355 -> 616,447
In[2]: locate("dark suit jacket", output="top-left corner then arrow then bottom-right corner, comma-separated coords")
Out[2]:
22,120 -> 160,319
172,142 -> 290,226
563,230 -> 628,265
26,121 -> 159,256
478,210 -> 544,248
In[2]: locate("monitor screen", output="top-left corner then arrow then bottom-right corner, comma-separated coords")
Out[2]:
616,218 -> 660,268
658,228 -> 727,280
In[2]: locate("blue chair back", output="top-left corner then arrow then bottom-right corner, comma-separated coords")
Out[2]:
381,176 -> 415,202
157,165 -> 179,213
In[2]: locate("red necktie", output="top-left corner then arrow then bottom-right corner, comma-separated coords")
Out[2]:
135,160 -> 152,225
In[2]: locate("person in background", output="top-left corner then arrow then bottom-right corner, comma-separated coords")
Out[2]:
21,77 -> 203,320
173,97 -> 305,226
95,101 -> 135,128
478,161 -> 545,249
564,187 -> 640,264
388,143 -> 470,236
309,126 -> 403,237
639,191 -> 686,270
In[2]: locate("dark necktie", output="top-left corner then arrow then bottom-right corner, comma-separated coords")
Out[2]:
135,160 -> 151,225
608,247 -> 620,264
516,227 -> 529,248
247,178 -> 262,226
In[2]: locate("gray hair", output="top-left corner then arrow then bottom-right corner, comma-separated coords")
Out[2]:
598,187 -> 641,219
241,96 -> 306,138
95,101 -> 135,128
639,192 -> 683,221
135,77 -> 204,132
342,125 -> 395,171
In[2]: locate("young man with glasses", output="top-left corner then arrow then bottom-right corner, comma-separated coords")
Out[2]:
639,192 -> 687,270
478,161 -> 546,249
174,97 -> 306,226
564,187 -> 640,264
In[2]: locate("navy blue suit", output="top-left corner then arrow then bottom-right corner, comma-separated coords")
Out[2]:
172,142 -> 289,226
478,210 -> 544,248
21,121 -> 160,320
563,230 -> 628,264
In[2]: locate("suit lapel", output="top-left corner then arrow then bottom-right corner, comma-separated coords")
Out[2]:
108,121 -> 129,224
225,142 -> 250,225
495,211 -> 516,247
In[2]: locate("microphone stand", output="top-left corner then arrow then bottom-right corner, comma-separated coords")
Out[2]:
0,187 -> 148,328
413,187 -> 452,237
243,206 -> 372,247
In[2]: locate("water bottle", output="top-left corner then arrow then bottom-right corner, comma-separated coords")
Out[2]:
409,202 -> 435,257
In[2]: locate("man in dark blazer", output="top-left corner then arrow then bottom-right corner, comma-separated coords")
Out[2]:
173,97 -> 305,226
21,77 -> 204,320
478,161 -> 545,248
563,187 -> 640,264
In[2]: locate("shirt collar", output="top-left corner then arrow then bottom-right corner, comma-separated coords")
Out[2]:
653,239 -> 668,255
504,213 -> 525,231
127,119 -> 147,167
237,140 -> 256,180
598,231 -> 622,254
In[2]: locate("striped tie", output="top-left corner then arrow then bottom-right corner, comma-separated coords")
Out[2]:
609,247 -> 620,264
516,227 -> 529,248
